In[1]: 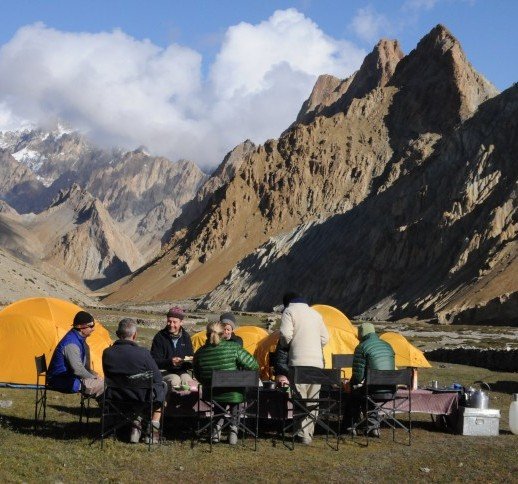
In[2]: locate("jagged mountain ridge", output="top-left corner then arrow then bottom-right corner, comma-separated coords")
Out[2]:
202,84 -> 517,325
106,24 -> 503,316
0,184 -> 144,289
0,129 -> 208,259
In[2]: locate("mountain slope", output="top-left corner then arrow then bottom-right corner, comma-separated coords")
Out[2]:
106,25 -> 500,308
202,84 -> 517,325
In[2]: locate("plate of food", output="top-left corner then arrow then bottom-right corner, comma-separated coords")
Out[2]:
184,356 -> 193,361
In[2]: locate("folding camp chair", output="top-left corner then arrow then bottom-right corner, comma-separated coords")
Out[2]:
331,354 -> 354,379
194,370 -> 260,451
282,367 -> 341,450
94,371 -> 165,450
34,354 -> 93,431
352,368 -> 412,446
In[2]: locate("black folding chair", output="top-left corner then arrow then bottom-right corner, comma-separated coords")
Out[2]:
34,354 -> 93,431
194,370 -> 260,451
282,367 -> 342,450
331,354 -> 354,379
94,371 -> 164,450
353,368 -> 412,446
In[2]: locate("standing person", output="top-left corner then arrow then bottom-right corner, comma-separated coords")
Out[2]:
220,312 -> 243,347
151,307 -> 194,392
279,292 -> 329,445
102,318 -> 165,444
193,322 -> 259,445
47,310 -> 104,397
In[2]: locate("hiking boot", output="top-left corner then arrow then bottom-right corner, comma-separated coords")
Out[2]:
228,426 -> 238,445
130,417 -> 142,443
143,421 -> 160,444
295,435 -> 312,445
368,428 -> 380,438
211,424 -> 222,443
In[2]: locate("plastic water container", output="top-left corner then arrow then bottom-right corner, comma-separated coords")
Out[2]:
510,394 -> 518,435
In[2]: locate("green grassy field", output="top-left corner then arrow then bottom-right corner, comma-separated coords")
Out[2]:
1,360 -> 516,483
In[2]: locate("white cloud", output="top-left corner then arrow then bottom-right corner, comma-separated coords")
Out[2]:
0,11 -> 365,169
403,0 -> 439,10
349,6 -> 392,44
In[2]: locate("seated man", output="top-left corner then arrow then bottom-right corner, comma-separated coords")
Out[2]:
47,310 -> 104,397
220,312 -> 243,347
151,306 -> 194,391
102,318 -> 166,444
348,322 -> 395,436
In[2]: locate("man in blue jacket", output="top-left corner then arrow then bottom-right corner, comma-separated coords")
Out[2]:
150,306 -> 194,392
47,310 -> 104,397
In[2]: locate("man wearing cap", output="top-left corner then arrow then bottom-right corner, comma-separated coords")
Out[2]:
150,306 -> 194,391
220,312 -> 243,347
348,323 -> 395,436
47,310 -> 104,397
280,292 -> 329,445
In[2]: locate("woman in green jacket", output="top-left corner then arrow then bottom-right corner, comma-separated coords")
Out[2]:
193,321 -> 259,444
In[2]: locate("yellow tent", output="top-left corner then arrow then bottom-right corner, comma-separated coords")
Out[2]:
192,326 -> 268,356
0,297 -> 112,385
254,305 -> 360,380
380,332 -> 431,368
312,304 -> 358,336
235,326 -> 268,355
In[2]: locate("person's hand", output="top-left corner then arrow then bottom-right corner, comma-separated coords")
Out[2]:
172,357 -> 183,366
276,375 -> 289,386
342,379 -> 352,394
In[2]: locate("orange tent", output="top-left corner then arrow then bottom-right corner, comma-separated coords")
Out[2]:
312,304 -> 357,336
254,305 -> 360,380
380,332 -> 431,368
0,297 -> 112,385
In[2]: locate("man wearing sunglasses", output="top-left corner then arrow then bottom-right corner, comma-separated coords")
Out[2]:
47,310 -> 104,397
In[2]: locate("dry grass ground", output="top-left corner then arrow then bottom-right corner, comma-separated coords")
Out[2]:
1,361 -> 516,483
1,312 -> 516,482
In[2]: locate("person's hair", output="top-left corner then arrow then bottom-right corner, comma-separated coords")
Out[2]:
72,310 -> 94,327
282,292 -> 300,308
206,321 -> 225,345
116,318 -> 137,339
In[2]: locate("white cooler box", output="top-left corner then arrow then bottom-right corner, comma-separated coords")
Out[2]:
457,407 -> 500,436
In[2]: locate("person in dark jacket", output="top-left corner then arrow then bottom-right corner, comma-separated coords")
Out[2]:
102,318 -> 165,444
348,323 -> 395,436
220,312 -> 243,347
193,321 -> 259,445
272,340 -> 290,387
150,306 -> 194,391
351,323 -> 395,386
47,310 -> 104,397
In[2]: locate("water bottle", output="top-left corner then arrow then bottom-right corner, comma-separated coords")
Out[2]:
509,393 -> 518,435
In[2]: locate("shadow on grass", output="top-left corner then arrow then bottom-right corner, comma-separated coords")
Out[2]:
1,414 -> 98,441
490,380 -> 518,394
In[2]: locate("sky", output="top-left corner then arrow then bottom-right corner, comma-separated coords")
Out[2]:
0,0 -> 516,170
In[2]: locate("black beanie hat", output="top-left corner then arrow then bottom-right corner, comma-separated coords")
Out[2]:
73,311 -> 94,327
282,292 -> 300,308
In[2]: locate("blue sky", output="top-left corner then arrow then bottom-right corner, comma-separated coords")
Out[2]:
0,1 -> 515,168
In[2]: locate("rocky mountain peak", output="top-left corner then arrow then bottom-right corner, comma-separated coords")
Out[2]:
295,38 -> 403,125
386,24 -> 499,145
49,183 -> 94,210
